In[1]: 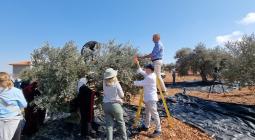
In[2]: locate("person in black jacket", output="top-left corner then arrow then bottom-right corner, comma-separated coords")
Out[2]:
22,81 -> 46,136
77,78 -> 96,138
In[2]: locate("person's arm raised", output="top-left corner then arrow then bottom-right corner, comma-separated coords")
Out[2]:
134,56 -> 147,76
133,55 -> 141,68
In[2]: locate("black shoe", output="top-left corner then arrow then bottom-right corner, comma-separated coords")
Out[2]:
150,130 -> 161,138
89,130 -> 97,138
138,125 -> 149,132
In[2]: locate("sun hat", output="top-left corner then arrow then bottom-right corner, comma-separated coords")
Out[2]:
145,64 -> 154,71
104,68 -> 118,79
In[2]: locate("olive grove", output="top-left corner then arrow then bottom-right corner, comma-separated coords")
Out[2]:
174,33 -> 255,89
175,43 -> 230,82
222,34 -> 255,89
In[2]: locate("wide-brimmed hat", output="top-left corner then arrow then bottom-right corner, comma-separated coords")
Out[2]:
104,68 -> 118,79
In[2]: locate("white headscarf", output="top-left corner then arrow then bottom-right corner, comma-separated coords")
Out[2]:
77,78 -> 88,93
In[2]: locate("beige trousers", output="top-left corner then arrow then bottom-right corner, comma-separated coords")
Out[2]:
153,60 -> 167,92
0,118 -> 20,140
144,101 -> 161,132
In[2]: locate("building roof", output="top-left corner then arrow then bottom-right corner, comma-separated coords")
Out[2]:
9,61 -> 32,66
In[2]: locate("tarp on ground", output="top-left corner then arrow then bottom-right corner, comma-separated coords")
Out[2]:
27,106 -> 140,140
166,81 -> 233,93
162,93 -> 255,140
27,93 -> 255,140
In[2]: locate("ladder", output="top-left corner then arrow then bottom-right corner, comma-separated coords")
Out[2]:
133,77 -> 174,128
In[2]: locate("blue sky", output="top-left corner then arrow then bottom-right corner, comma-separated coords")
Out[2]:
1,0 -> 255,73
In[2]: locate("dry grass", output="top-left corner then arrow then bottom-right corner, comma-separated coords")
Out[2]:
188,88 -> 255,105
164,71 -> 201,83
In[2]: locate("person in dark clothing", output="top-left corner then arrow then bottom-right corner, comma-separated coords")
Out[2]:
77,78 -> 96,138
20,80 -> 30,90
14,79 -> 22,89
22,82 -> 46,136
172,69 -> 176,85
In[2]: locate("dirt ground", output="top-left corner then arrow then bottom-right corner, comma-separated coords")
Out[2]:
131,72 -> 255,140
132,117 -> 211,140
164,71 -> 255,105
188,88 -> 255,105
164,71 -> 202,83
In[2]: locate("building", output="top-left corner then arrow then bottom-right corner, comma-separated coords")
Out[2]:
9,61 -> 32,78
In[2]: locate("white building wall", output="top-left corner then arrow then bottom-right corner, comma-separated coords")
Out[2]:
12,65 -> 30,78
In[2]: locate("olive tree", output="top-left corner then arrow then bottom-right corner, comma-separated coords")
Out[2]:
222,34 -> 255,89
20,41 -> 144,113
175,48 -> 192,76
175,43 -> 229,82
20,42 -> 88,112
81,41 -> 142,93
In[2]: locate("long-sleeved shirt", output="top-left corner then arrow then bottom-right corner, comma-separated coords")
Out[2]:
0,87 -> 27,118
103,81 -> 124,103
134,68 -> 158,102
151,41 -> 164,61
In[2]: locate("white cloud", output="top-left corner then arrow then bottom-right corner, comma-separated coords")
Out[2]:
240,12 -> 255,25
216,31 -> 243,45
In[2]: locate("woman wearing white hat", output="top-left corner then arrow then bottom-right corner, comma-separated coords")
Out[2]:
103,68 -> 127,140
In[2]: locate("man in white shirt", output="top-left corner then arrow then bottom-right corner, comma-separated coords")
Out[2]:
133,59 -> 161,138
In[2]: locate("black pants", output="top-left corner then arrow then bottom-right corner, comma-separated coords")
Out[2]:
78,85 -> 95,137
173,76 -> 176,85
80,116 -> 91,137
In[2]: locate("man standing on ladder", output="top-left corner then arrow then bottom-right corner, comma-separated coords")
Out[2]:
139,34 -> 167,95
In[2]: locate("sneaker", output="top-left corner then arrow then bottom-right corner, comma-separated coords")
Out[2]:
150,130 -> 161,138
138,124 -> 149,132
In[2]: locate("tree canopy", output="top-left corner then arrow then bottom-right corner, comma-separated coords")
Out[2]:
20,41 -> 145,113
222,34 -> 255,88
175,43 -> 229,82
174,33 -> 255,88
